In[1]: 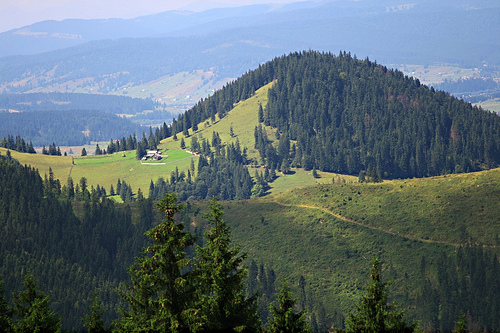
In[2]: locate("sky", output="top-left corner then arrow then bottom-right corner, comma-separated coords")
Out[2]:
0,0 -> 304,33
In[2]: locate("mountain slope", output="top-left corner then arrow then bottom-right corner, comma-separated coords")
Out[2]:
1,149 -> 498,331
218,171 -> 499,330
176,51 -> 500,179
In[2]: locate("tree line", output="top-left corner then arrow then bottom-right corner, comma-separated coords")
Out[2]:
0,110 -> 142,146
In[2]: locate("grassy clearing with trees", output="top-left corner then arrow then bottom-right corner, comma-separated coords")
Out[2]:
0,146 -> 197,197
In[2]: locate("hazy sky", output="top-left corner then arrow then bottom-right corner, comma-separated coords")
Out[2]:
0,0 -> 304,33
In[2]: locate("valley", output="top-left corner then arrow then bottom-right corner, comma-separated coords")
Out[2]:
1,1 -> 500,331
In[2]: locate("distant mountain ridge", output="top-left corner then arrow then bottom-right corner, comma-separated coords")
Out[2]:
0,3 -> 287,57
1,0 -> 498,64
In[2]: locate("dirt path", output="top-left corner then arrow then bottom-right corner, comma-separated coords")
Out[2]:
269,199 -> 463,247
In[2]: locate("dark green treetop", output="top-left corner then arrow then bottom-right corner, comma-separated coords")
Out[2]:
0,278 -> 11,332
10,272 -> 61,333
194,197 -> 260,332
81,294 -> 110,333
116,193 -> 201,332
343,259 -> 417,333
267,280 -> 312,333
452,311 -> 468,333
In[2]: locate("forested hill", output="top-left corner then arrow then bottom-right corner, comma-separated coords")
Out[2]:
178,51 -> 500,179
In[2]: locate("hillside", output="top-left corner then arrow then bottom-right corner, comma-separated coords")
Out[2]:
0,150 -> 498,331
175,51 -> 500,180
1,48 -> 500,331
217,172 -> 499,330
4,51 -> 500,199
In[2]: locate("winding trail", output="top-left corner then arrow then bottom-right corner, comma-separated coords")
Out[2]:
268,199 -> 464,247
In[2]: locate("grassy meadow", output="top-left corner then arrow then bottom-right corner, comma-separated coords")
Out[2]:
270,170 -> 500,248
0,147 -> 74,182
70,149 -> 195,193
0,146 -> 197,195
184,168 -> 499,321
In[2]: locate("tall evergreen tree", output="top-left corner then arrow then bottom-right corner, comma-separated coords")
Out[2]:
82,294 -> 109,333
0,278 -> 11,332
116,193 -> 200,332
11,272 -> 61,333
258,103 -> 264,123
342,259 -> 417,333
452,311 -> 468,333
267,280 -> 311,333
194,197 -> 260,332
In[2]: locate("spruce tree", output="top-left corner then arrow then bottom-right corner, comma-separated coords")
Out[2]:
267,280 -> 311,333
195,197 -> 260,332
258,103 -> 264,123
82,294 -> 109,333
0,278 -> 11,332
116,193 -> 201,332
11,272 -> 61,333
452,311 -> 468,333
343,259 -> 417,333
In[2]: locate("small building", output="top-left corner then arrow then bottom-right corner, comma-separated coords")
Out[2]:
146,150 -> 162,161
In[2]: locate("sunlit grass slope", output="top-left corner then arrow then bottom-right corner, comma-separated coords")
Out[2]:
201,169 -> 500,322
0,147 -> 74,182
1,147 -> 197,195
270,169 -> 500,248
160,82 -> 273,160
70,149 -> 195,194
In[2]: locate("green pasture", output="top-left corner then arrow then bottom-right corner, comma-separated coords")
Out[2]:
194,195 -> 456,320
1,147 -> 197,196
254,167 -> 357,195
210,167 -> 500,319
0,147 -> 74,182
271,169 -> 500,249
70,149 -> 195,194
